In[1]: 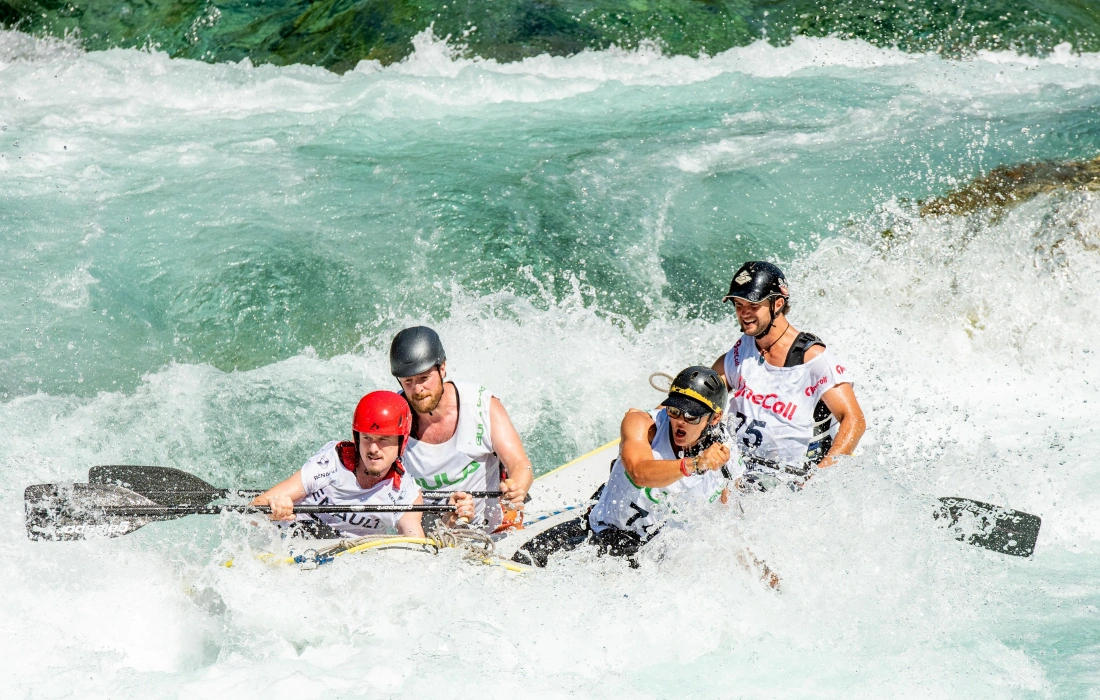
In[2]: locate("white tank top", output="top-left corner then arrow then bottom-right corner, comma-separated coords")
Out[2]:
722,333 -> 851,472
401,381 -> 502,531
588,409 -> 730,538
295,440 -> 421,537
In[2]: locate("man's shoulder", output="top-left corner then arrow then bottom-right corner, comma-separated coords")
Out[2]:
302,440 -> 344,485
452,380 -> 495,402
621,408 -> 657,432
307,440 -> 341,464
803,344 -> 827,362
725,333 -> 754,370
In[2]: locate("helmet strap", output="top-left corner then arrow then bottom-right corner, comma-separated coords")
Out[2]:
753,298 -> 777,339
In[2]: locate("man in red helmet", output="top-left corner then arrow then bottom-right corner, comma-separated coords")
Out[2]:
252,391 -> 475,537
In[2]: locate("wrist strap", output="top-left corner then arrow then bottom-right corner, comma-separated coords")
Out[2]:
680,457 -> 691,477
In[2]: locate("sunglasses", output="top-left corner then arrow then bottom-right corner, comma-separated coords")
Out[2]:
666,406 -> 708,425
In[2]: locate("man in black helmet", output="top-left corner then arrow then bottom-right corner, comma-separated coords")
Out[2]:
514,366 -> 743,569
712,261 -> 865,488
389,326 -> 534,533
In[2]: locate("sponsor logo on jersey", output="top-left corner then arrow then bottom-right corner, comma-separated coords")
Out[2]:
836,365 -> 846,375
804,375 -> 830,397
732,377 -> 796,420
416,460 -> 482,490
476,387 -> 487,445
732,338 -> 743,367
312,494 -> 383,530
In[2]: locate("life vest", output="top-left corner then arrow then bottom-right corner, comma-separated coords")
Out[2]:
722,331 -> 852,477
588,408 -> 730,538
295,440 -> 420,537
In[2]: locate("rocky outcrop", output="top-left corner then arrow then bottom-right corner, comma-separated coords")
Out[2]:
920,156 -> 1100,217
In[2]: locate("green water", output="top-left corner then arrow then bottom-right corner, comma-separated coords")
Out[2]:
6,0 -> 1100,70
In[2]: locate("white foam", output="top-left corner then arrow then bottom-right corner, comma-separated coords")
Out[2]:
2,27 -> 1098,122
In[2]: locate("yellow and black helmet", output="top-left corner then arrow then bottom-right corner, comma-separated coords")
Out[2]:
660,366 -> 727,416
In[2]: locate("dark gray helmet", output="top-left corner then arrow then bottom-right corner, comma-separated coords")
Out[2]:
660,366 -> 728,416
722,261 -> 789,304
389,326 -> 446,378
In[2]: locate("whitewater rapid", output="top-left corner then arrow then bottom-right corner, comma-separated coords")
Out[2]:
1,28 -> 1099,699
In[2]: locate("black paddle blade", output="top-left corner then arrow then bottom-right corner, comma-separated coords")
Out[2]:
25,483 -> 176,541
935,496 -> 1041,557
88,465 -> 225,507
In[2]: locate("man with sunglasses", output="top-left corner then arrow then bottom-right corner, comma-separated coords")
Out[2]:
583,366 -> 737,565
712,261 -> 865,490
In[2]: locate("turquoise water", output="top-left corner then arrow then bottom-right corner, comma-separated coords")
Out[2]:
2,27 -> 1100,698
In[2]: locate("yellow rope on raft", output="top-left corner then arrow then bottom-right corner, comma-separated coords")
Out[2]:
232,530 -> 533,573
335,537 -> 439,558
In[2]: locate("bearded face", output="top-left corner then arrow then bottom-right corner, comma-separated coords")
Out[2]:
399,367 -> 445,414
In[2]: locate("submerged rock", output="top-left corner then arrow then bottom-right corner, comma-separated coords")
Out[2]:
920,156 -> 1100,217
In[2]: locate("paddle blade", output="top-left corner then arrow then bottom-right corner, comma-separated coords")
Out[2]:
935,496 -> 1041,557
25,483 -> 174,541
88,465 -> 223,506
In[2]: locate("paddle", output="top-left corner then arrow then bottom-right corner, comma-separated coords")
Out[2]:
86,466 -> 1042,556
739,457 -> 1041,557
934,496 -> 1041,558
88,465 -> 505,503
88,464 -> 256,505
24,482 -> 455,541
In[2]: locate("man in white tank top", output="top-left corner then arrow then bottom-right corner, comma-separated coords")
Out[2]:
586,366 -> 735,565
389,326 -> 534,533
514,366 -> 779,584
712,261 -> 866,488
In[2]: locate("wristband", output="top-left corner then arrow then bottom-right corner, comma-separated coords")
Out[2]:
680,457 -> 691,477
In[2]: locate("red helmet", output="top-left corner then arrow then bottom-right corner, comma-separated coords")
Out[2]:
352,391 -> 413,455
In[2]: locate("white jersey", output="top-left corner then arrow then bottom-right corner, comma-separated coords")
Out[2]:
588,409 -> 733,538
295,440 -> 421,537
722,333 -> 852,473
402,381 -> 503,532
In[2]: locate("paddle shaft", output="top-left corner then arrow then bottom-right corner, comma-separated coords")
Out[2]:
101,504 -> 455,516
140,489 -> 503,499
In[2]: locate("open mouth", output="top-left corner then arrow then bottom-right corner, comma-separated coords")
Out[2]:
674,427 -> 688,441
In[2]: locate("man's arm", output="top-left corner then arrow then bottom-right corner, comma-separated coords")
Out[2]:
489,397 -> 534,506
620,410 -> 729,488
251,470 -> 307,521
802,345 -> 865,468
395,492 -> 427,537
711,354 -> 731,389
818,383 -> 866,468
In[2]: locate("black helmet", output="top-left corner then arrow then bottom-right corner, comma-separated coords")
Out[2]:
389,326 -> 446,378
722,261 -> 789,304
660,366 -> 728,416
